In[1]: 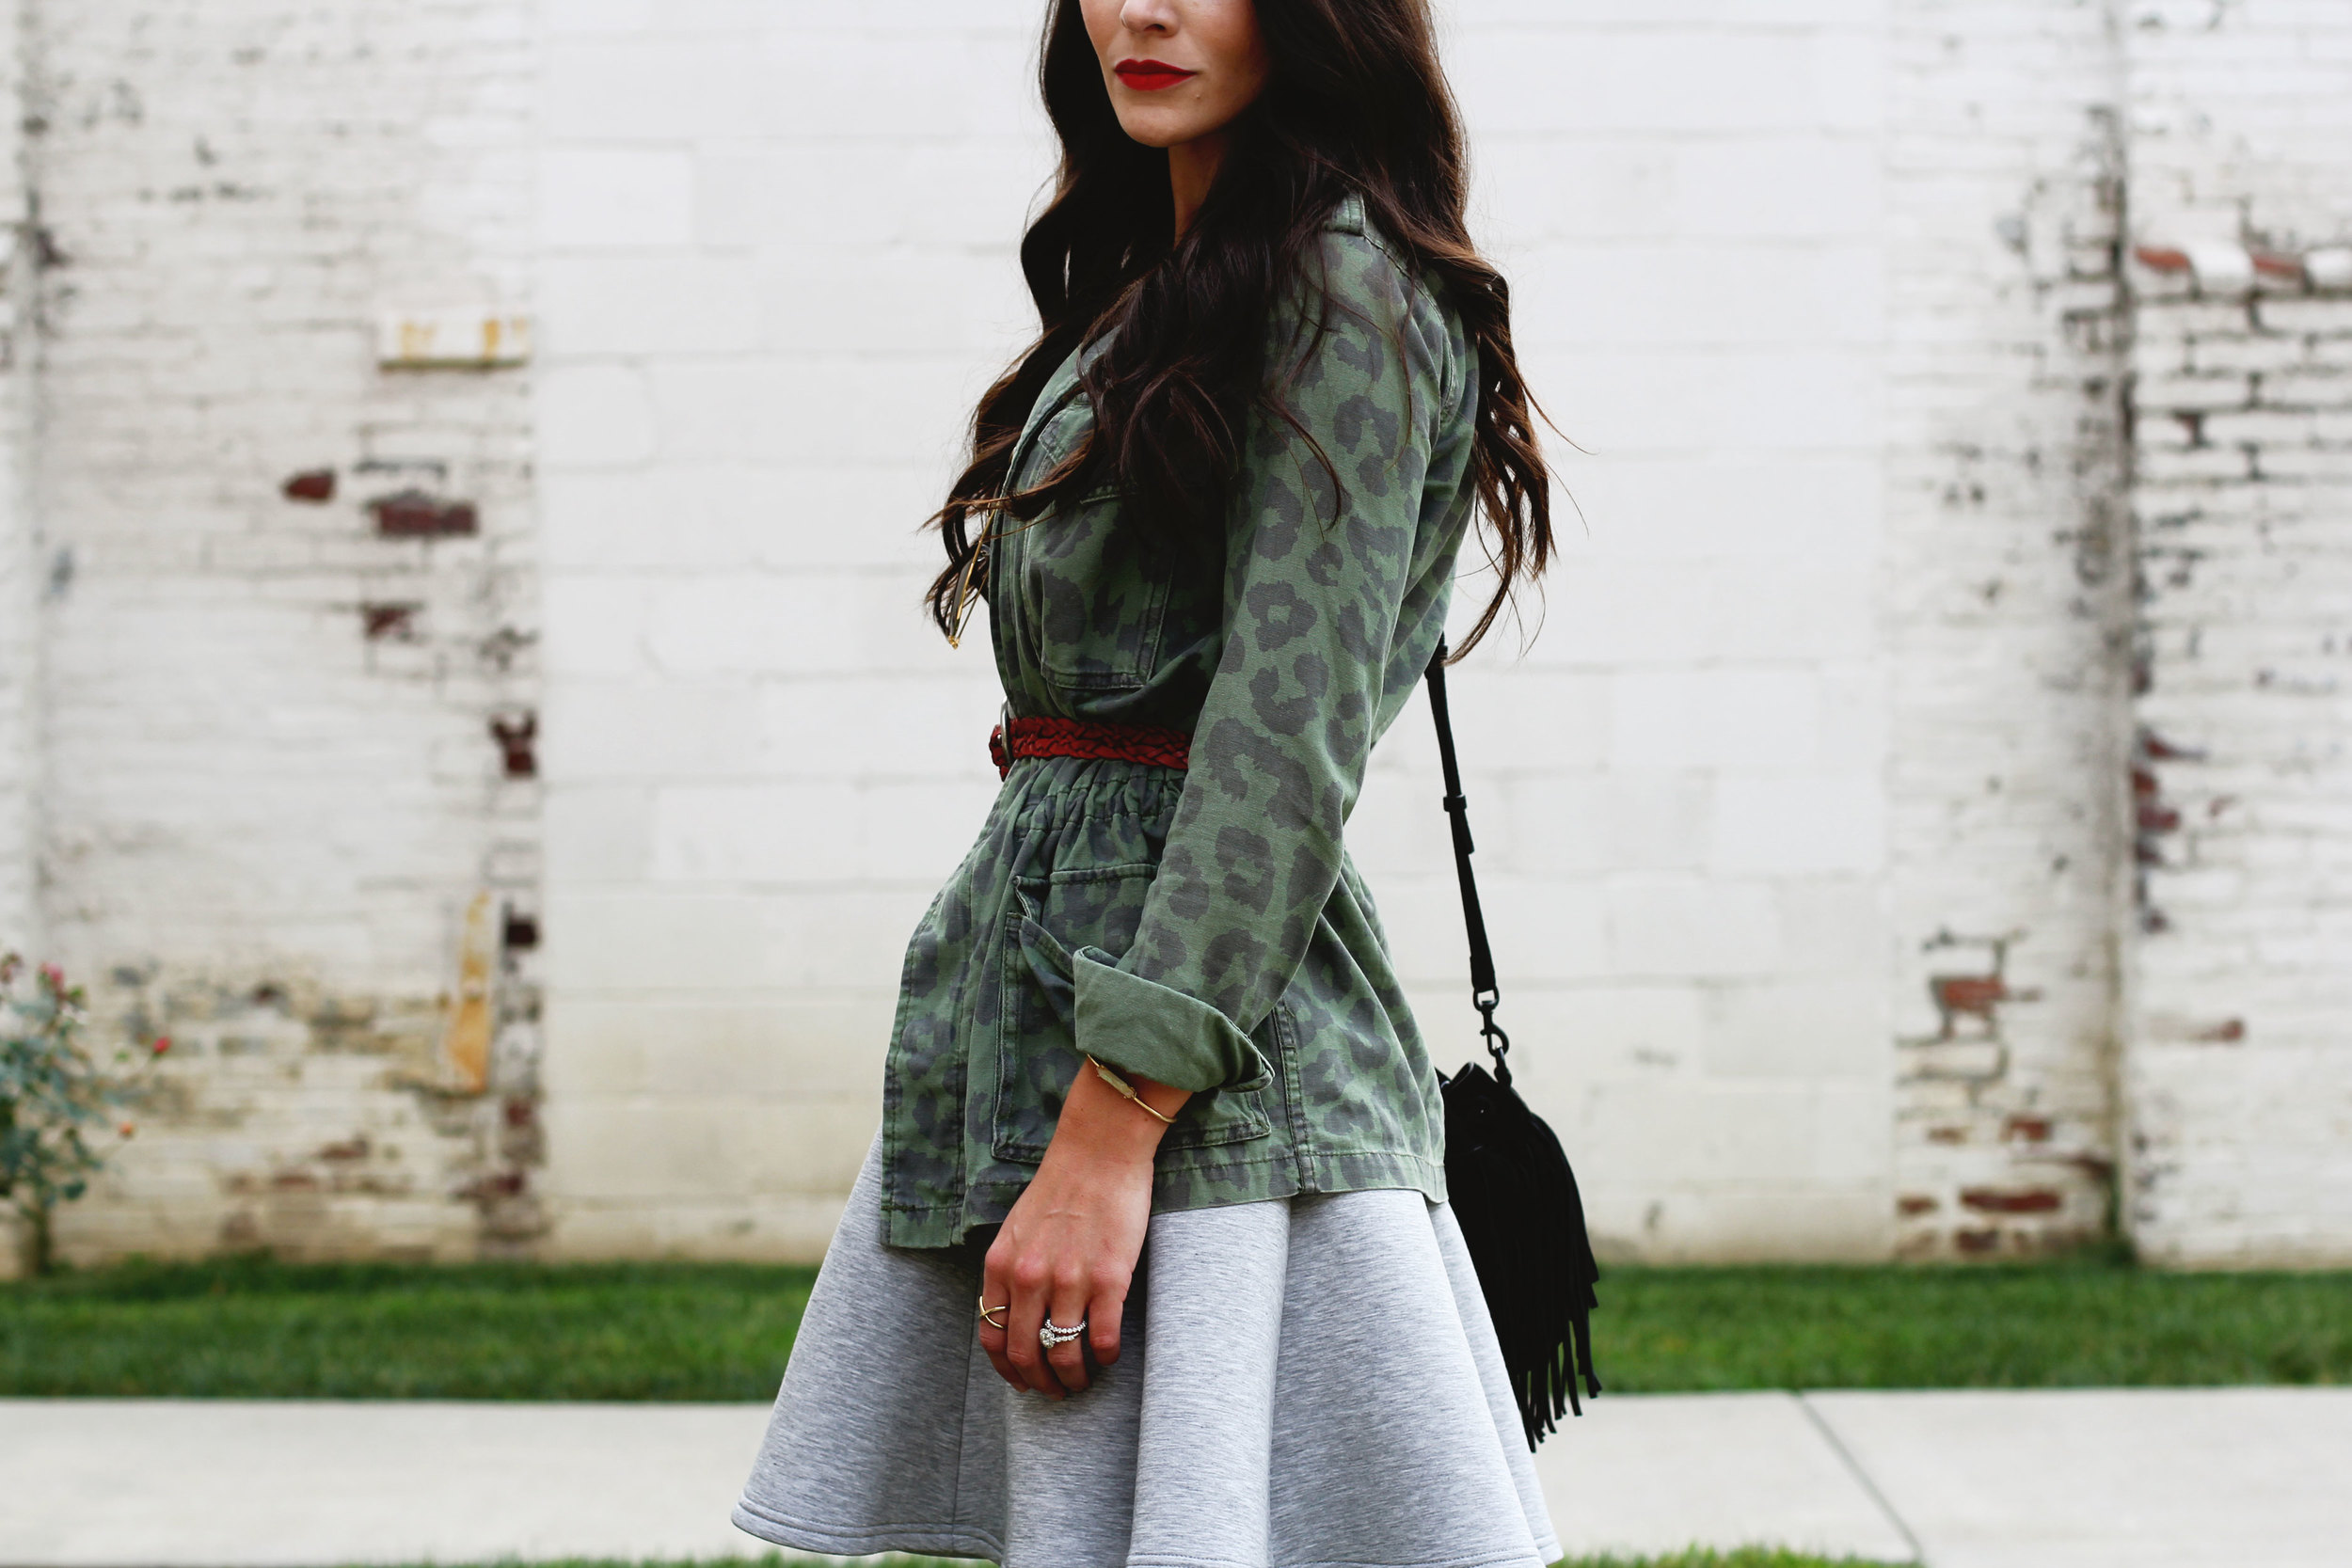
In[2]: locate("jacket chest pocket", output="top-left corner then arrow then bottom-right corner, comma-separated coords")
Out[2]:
1013,486 -> 1172,693
993,864 -> 1273,1163
1005,386 -> 1172,693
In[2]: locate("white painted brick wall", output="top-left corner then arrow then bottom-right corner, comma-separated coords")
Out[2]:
2122,0 -> 2352,1268
28,0 -> 546,1267
532,0 -> 1048,1259
1421,2 -> 1894,1262
1881,0 -> 2135,1258
0,0 -> 36,957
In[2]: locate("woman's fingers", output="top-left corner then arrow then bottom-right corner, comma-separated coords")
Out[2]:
1005,1255 -> 1064,1398
1042,1274 -> 1093,1394
977,1251 -> 1025,1392
980,1253 -> 1127,1399
981,1276 -> 1127,1398
978,1335 -> 1018,1389
1089,1273 -> 1124,1368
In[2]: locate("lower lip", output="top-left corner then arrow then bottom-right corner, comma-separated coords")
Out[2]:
1116,69 -> 1195,92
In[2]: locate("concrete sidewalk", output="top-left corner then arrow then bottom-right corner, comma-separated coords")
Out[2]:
2,1390 -> 2347,1568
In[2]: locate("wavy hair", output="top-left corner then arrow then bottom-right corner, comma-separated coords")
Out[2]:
925,0 -> 1552,658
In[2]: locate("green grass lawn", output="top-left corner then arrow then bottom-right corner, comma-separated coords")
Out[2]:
0,1256 -> 818,1401
1557,1557 -> 1897,1568
3,1248 -> 2345,1401
1601,1259 -> 2352,1390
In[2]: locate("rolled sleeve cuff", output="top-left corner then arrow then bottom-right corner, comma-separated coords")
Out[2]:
1072,944 -> 1273,1094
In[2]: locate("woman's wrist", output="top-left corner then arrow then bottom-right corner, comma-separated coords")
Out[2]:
1086,1055 -> 1178,1126
1051,1052 -> 1190,1164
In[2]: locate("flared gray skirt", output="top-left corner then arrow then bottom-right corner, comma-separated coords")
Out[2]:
731,1132 -> 1561,1568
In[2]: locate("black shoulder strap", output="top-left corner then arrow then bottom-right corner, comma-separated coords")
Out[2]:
1424,642 -> 1512,1078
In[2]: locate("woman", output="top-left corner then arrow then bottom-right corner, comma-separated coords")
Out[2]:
734,1 -> 1556,1564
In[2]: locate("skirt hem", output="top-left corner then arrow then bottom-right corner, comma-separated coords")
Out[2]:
732,1497 -> 1552,1568
1130,1552 -> 1551,1568
731,1498 -> 1004,1561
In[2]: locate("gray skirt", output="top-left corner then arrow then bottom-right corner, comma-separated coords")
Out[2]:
732,1133 -> 1561,1568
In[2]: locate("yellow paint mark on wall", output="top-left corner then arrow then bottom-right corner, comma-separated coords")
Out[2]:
443,891 -> 497,1093
376,309 -> 532,368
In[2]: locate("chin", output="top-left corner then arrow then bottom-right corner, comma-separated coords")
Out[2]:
1110,112 -> 1185,146
1113,112 -> 1197,149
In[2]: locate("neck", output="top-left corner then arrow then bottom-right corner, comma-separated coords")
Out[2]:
1168,132 -> 1226,237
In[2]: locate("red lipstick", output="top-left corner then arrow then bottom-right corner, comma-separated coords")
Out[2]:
1115,57 -> 1197,91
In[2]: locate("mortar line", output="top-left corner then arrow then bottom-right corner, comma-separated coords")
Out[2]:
1797,1392 -> 1929,1568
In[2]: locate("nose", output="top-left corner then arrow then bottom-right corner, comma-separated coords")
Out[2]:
1118,0 -> 1176,35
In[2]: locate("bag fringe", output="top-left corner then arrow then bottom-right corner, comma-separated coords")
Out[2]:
1440,1059 -> 1602,1449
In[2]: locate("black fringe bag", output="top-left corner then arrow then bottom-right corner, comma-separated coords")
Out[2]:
1424,642 -> 1603,1450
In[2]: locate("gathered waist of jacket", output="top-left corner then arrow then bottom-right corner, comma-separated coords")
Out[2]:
986,743 -> 1188,842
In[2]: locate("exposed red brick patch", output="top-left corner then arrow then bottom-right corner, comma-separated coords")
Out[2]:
2133,767 -> 2181,840
1898,1195 -> 1938,1216
503,1097 -> 536,1129
2134,244 -> 2192,273
1928,1125 -> 1967,1145
2061,1152 -> 2117,1185
2139,727 -> 2204,763
489,712 -> 537,778
360,602 -> 419,640
317,1136 -> 371,1162
464,1170 -> 529,1199
1924,929 -> 2041,1039
2132,727 -> 2206,931
1955,1228 -> 2002,1255
2195,1018 -> 2246,1044
282,468 -> 337,502
2004,1116 -> 2053,1143
370,488 -> 478,537
1962,1186 -> 2064,1214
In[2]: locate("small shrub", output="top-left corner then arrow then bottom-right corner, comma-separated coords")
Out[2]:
0,953 -> 168,1275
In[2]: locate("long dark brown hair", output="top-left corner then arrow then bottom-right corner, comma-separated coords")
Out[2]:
925,0 -> 1552,658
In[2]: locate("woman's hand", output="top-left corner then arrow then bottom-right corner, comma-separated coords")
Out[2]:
977,1058 -> 1189,1397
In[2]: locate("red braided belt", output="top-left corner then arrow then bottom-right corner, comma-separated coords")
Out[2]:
990,715 -> 1192,780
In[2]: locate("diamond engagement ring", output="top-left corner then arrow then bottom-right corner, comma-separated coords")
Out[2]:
1039,1315 -> 1087,1351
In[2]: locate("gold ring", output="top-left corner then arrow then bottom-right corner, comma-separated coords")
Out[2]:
977,1294 -> 1009,1330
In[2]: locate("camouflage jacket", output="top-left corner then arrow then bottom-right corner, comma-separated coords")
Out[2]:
880,194 -> 1482,1248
